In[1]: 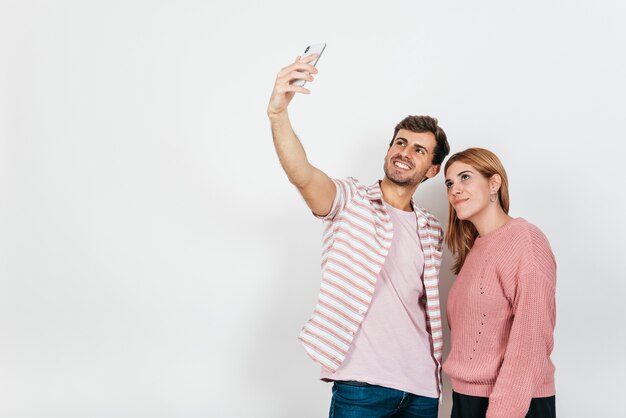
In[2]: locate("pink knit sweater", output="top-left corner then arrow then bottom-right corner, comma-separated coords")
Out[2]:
443,218 -> 556,418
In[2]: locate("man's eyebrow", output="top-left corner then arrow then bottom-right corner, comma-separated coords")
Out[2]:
394,137 -> 432,153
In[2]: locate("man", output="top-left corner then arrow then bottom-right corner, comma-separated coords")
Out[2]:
268,53 -> 450,418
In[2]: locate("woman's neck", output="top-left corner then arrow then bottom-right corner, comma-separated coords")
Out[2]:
470,205 -> 513,237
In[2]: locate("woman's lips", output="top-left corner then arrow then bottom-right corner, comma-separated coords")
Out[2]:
453,198 -> 469,206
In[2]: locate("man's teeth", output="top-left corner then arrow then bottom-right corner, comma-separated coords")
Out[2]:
394,161 -> 410,169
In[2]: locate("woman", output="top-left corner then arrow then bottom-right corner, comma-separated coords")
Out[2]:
442,148 -> 556,418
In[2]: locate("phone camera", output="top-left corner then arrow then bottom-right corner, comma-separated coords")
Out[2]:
305,46 -> 310,53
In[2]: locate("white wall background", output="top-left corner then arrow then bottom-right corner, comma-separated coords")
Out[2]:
1,1 -> 624,417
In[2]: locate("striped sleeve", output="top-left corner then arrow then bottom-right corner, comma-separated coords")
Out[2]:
314,178 -> 359,221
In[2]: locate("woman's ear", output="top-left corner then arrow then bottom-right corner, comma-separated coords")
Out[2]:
489,174 -> 502,193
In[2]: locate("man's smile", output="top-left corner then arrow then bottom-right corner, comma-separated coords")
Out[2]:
392,159 -> 413,171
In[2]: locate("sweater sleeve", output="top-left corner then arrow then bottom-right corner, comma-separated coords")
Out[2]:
486,229 -> 557,418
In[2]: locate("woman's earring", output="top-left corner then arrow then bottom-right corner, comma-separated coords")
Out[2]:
490,190 -> 498,203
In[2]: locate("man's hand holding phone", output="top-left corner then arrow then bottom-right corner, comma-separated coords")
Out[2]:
267,43 -> 335,219
267,43 -> 326,119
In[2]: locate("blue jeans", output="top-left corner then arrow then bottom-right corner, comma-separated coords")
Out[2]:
329,381 -> 439,418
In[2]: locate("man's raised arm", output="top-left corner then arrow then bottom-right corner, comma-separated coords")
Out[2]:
267,55 -> 336,217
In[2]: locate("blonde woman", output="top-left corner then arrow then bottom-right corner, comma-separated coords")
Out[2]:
443,148 -> 556,418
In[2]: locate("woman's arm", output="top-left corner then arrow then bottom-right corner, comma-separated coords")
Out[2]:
486,228 -> 557,418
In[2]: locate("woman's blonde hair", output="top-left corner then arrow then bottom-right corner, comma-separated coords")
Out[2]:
444,148 -> 510,274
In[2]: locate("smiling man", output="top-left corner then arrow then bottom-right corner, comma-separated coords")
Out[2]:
268,54 -> 451,418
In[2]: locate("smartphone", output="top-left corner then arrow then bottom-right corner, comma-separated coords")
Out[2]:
292,42 -> 326,87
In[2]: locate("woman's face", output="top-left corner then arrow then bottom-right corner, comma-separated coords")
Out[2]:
445,161 -> 493,222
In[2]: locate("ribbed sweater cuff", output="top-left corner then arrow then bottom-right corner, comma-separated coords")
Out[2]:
450,379 -> 556,399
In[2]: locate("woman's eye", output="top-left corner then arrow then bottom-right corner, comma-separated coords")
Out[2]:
445,182 -> 452,189
461,174 -> 470,181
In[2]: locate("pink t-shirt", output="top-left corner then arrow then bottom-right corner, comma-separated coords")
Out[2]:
321,202 -> 439,398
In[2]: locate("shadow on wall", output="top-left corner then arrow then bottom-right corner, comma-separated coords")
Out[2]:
412,164 -> 458,418
241,211 -> 330,418
438,247 -> 457,418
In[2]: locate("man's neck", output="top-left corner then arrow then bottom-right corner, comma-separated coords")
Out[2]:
380,178 -> 418,212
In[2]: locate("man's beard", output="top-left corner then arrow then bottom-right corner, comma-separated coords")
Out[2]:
384,163 -> 426,187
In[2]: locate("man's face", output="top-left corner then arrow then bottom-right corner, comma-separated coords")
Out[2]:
383,129 -> 439,187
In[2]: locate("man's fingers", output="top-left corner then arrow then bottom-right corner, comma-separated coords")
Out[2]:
277,64 -> 318,79
275,69 -> 314,87
298,53 -> 319,64
279,57 -> 299,72
288,85 -> 311,95
276,83 -> 311,95
278,59 -> 318,78
273,56 -> 318,98
287,70 -> 314,82
279,55 -> 316,72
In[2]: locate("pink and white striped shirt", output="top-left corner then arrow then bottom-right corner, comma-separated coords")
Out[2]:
298,177 -> 444,386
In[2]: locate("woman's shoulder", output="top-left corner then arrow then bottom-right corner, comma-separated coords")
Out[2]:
506,218 -> 556,271
510,218 -> 552,247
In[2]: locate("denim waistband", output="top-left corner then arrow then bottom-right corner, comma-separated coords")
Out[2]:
334,380 -> 371,387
